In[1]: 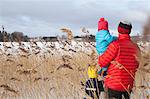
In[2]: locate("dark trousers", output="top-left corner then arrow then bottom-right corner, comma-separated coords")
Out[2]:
85,78 -> 104,99
108,88 -> 131,99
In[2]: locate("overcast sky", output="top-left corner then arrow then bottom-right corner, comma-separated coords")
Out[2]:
0,0 -> 150,37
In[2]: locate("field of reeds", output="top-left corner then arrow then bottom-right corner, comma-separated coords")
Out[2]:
0,40 -> 149,99
0,41 -> 96,99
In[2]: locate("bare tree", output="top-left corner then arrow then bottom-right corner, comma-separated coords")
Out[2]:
11,32 -> 24,42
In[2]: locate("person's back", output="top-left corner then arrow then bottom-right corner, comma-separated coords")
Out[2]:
105,34 -> 139,91
88,65 -> 98,79
98,21 -> 140,99
96,30 -> 115,54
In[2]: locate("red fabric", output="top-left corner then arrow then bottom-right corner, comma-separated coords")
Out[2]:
118,26 -> 131,34
98,34 -> 139,91
98,18 -> 108,31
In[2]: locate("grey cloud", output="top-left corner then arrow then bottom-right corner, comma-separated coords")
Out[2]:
0,0 -> 150,36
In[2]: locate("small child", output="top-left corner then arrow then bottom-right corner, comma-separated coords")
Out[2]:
96,18 -> 117,77
85,64 -> 104,99
88,65 -> 98,79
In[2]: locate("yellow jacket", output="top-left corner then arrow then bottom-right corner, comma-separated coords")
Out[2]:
88,66 -> 98,78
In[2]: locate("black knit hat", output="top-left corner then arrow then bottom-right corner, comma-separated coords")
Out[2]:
118,21 -> 132,34
119,21 -> 132,29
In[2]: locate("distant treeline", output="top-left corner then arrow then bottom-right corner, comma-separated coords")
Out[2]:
0,30 -> 150,42
43,35 -> 150,42
131,35 -> 150,42
43,35 -> 95,42
0,30 -> 29,42
0,30 -> 95,42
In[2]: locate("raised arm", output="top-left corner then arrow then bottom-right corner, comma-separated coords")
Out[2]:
98,41 -> 119,67
104,33 -> 117,44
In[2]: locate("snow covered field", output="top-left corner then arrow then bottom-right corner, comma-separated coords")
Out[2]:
0,41 -> 95,55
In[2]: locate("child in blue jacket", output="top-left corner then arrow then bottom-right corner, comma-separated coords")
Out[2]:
96,18 -> 117,76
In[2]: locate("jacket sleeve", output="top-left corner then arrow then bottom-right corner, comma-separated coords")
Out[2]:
104,33 -> 117,44
98,41 -> 119,67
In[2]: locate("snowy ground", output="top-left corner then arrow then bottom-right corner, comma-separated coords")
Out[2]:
0,41 -> 96,56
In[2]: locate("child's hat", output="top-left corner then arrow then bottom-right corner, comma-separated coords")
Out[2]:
118,20 -> 132,34
98,18 -> 108,31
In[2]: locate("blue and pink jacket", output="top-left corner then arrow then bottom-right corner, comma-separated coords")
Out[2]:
96,30 -> 116,55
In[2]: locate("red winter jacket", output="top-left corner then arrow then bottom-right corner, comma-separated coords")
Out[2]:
98,34 -> 140,91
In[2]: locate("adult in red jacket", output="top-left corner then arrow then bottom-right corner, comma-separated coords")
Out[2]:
98,21 -> 140,99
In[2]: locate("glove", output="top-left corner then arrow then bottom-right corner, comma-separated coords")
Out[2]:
98,67 -> 107,77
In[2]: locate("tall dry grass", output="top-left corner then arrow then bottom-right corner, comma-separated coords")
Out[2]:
132,17 -> 150,99
0,41 -> 149,99
0,42 -> 96,99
